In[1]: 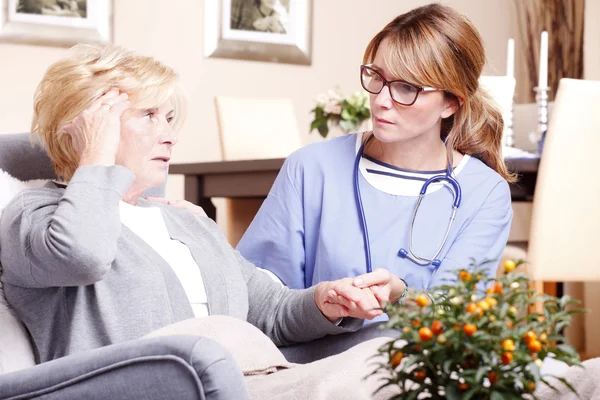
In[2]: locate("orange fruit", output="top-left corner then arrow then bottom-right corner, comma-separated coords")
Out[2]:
403,326 -> 410,333
493,282 -> 504,295
477,300 -> 490,312
528,340 -> 542,353
502,339 -> 515,351
486,287 -> 495,295
431,320 -> 444,335
459,383 -> 469,391
390,351 -> 403,367
419,327 -> 433,341
501,352 -> 513,365
416,294 -> 429,307
504,259 -> 516,273
488,371 -> 499,384
466,303 -> 478,313
463,323 -> 477,336
527,382 -> 536,392
506,321 -> 513,328
412,319 -> 421,328
485,297 -> 498,307
414,371 -> 426,380
459,270 -> 472,281
524,331 -> 537,345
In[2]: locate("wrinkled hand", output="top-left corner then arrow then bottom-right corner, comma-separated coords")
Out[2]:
315,278 -> 384,322
352,268 -> 406,306
146,197 -> 207,217
61,88 -> 130,166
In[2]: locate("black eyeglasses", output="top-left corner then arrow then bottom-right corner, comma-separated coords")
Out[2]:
360,65 -> 442,106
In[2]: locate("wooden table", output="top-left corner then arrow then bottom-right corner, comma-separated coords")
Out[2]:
169,157 -> 540,221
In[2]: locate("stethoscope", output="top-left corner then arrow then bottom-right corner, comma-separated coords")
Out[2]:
354,134 -> 462,273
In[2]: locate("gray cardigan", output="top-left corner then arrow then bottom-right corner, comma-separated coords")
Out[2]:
0,165 -> 362,363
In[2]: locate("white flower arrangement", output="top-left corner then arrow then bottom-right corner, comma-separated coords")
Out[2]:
310,88 -> 371,138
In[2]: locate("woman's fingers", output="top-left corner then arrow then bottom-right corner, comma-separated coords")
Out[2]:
89,88 -> 120,112
145,196 -> 168,204
110,99 -> 131,116
371,287 -> 390,304
330,280 -> 363,303
353,268 -> 392,288
331,285 -> 383,319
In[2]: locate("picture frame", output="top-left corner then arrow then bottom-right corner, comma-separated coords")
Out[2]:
0,0 -> 112,46
204,0 -> 312,65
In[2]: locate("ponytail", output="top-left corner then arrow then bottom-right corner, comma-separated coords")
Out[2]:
445,87 -> 517,183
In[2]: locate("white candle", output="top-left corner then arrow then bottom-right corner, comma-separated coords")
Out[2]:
538,31 -> 548,88
506,38 -> 515,79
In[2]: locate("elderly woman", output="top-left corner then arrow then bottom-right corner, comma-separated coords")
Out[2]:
0,44 -> 404,373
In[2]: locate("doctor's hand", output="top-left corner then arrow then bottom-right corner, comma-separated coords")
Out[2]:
314,279 -> 383,322
352,268 -> 407,306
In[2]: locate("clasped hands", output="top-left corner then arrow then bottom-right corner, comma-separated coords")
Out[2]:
314,268 -> 407,323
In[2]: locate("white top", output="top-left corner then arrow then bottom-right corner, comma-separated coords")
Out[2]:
356,132 -> 470,196
119,201 -> 209,318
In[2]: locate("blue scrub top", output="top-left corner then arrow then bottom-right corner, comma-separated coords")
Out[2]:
237,133 -> 512,293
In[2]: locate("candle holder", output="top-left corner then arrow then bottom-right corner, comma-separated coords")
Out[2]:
530,86 -> 551,154
504,97 -> 515,148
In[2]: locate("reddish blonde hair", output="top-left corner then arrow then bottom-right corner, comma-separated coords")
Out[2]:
363,3 -> 516,182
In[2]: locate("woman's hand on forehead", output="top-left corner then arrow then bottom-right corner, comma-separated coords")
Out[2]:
61,88 -> 131,166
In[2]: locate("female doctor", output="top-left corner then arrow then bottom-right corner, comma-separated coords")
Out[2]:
236,4 -> 514,300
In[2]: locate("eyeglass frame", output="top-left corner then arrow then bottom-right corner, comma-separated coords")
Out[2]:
360,64 -> 443,106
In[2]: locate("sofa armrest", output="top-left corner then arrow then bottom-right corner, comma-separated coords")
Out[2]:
0,335 -> 248,400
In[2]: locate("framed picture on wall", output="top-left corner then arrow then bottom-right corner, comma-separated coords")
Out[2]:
0,0 -> 112,46
204,0 -> 312,65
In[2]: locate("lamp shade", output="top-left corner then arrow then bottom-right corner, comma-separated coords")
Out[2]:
527,78 -> 600,281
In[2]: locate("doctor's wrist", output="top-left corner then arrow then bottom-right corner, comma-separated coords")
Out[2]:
390,277 -> 408,305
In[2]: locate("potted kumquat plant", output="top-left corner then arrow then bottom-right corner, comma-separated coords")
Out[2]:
373,260 -> 584,399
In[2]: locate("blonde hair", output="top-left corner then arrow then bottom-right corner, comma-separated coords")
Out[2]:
363,3 -> 516,182
31,43 -> 187,181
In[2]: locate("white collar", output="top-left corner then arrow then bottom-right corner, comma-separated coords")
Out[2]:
355,132 -> 470,196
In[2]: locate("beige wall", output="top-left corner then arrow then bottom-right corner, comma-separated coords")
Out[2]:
585,0 -> 600,80
0,0 -> 515,201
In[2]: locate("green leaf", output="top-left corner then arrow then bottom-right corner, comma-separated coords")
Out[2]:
555,376 -> 578,394
475,366 -> 488,383
310,118 -> 324,132
490,391 -> 506,400
317,123 -> 329,138
557,344 -> 578,356
462,387 -> 482,400
339,119 -> 355,132
341,108 -> 352,120
443,359 -> 454,374
314,107 -> 324,119
445,383 -> 461,400
404,390 -> 420,400
540,377 -> 560,393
